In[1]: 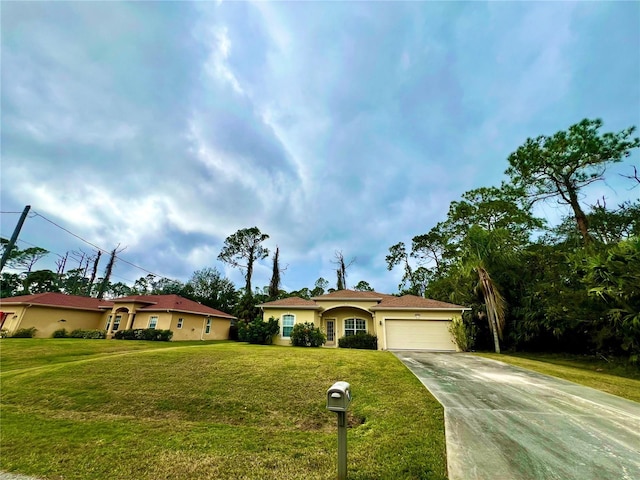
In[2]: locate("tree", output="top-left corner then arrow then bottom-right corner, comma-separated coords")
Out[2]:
24,269 -> 59,294
506,118 -> 640,244
217,227 -> 269,295
10,246 -> 49,273
354,280 -> 374,291
311,277 -> 329,297
97,246 -> 124,299
332,251 -> 354,290
187,267 -> 237,313
268,247 -> 281,300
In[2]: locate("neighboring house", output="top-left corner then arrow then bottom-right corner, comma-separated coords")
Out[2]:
0,292 -> 235,341
258,289 -> 469,351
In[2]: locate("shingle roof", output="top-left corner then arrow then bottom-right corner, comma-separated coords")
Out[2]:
258,297 -> 321,309
0,292 -> 113,311
311,289 -> 392,301
371,295 -> 467,310
113,294 -> 235,318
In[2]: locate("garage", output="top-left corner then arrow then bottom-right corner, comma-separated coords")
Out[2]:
385,319 -> 457,351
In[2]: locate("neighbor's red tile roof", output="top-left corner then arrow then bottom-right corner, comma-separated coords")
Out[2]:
0,292 -> 113,311
258,297 -> 321,309
112,294 -> 235,318
371,295 -> 467,310
311,289 -> 393,300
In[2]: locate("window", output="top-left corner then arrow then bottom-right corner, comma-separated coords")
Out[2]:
344,318 -> 366,336
282,314 -> 294,337
112,315 -> 122,331
177,318 -> 184,329
205,318 -> 212,334
148,316 -> 158,329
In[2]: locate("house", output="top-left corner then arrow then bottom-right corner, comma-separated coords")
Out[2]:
258,289 -> 469,351
0,292 -> 235,341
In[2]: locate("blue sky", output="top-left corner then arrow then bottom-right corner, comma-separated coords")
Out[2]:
1,1 -> 639,295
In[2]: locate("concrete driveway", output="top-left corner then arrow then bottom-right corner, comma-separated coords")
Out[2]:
393,352 -> 640,480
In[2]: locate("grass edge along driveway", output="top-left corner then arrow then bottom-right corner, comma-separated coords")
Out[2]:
0,339 -> 447,480
477,352 -> 640,403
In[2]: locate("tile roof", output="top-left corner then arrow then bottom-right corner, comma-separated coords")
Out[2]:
0,293 -> 235,318
371,295 -> 467,310
258,297 -> 321,309
113,294 -> 235,318
311,289 -> 393,300
0,292 -> 113,311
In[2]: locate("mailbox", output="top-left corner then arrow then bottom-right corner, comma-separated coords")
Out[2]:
327,381 -> 351,412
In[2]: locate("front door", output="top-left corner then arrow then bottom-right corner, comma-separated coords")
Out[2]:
326,319 -> 336,346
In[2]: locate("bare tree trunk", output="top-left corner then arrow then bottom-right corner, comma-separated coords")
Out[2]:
97,246 -> 122,299
567,185 -> 590,244
87,251 -> 102,296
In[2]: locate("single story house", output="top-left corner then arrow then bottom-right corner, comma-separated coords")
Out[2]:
0,292 -> 235,341
259,289 -> 469,351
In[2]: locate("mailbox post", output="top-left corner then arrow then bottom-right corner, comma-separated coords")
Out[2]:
327,381 -> 351,480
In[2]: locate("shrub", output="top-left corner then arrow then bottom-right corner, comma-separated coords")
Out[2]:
52,328 -> 68,338
238,317 -> 279,345
11,327 -> 38,338
449,316 -> 476,352
0,329 -> 9,338
69,329 -> 106,339
228,323 -> 239,341
338,332 -> 378,350
113,329 -> 173,341
290,322 -> 326,347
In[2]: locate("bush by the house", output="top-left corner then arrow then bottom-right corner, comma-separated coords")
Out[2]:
69,329 -> 106,339
113,329 -> 173,341
448,315 -> 476,352
338,332 -> 378,350
11,327 -> 38,338
290,322 -> 326,347
228,323 -> 239,341
1,329 -> 9,338
52,328 -> 68,338
238,317 -> 279,345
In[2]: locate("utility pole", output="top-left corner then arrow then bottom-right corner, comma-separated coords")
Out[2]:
0,205 -> 31,272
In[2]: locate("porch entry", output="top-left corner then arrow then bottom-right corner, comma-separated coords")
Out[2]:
325,319 -> 336,345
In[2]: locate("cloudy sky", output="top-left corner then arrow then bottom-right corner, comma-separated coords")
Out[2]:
1,1 -> 639,295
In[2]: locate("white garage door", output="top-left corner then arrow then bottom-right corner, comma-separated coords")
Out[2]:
385,319 -> 456,351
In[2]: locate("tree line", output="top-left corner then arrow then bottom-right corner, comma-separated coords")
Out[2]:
386,118 -> 639,360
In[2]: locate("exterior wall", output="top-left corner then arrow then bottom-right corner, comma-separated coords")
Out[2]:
169,313 -> 231,341
2,305 -> 103,338
131,311 -> 174,331
320,306 -> 375,348
374,309 -> 462,351
261,308 -> 319,346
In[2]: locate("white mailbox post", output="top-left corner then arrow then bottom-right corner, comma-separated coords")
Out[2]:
327,381 -> 351,480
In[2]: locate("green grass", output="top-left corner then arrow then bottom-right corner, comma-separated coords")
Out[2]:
477,352 -> 640,403
0,339 -> 447,480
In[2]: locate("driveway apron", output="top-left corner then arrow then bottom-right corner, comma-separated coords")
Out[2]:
394,352 -> 640,480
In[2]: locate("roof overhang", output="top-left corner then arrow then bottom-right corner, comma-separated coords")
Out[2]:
370,306 -> 471,311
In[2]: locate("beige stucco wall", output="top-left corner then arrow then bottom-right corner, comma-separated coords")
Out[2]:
261,308 -> 319,346
1,305 -> 103,338
374,309 -> 462,351
320,306 -> 375,348
170,313 -> 231,341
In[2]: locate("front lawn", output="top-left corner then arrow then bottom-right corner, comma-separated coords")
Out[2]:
0,339 -> 447,479
478,352 -> 640,403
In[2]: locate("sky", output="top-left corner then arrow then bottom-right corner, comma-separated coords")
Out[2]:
1,1 -> 639,295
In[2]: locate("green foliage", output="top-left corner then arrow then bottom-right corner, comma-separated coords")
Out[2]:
11,327 -> 37,338
113,329 -> 173,341
448,315 -> 476,352
217,226 -> 269,295
185,267 -> 238,313
353,280 -> 374,292
69,329 -> 106,339
237,316 -> 279,345
289,322 -> 326,347
52,328 -> 68,338
338,332 -> 378,350
0,329 -> 8,338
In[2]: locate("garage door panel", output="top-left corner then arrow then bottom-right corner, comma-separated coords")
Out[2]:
386,319 -> 456,351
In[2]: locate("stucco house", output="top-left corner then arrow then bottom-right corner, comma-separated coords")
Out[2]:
258,289 -> 469,351
0,292 -> 235,341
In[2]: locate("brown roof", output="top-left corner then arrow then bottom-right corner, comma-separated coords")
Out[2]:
371,295 -> 467,310
259,297 -> 321,309
311,289 -> 393,301
0,292 -> 114,311
113,294 -> 235,319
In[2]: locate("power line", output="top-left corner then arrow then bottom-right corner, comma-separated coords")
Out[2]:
31,210 -> 173,281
